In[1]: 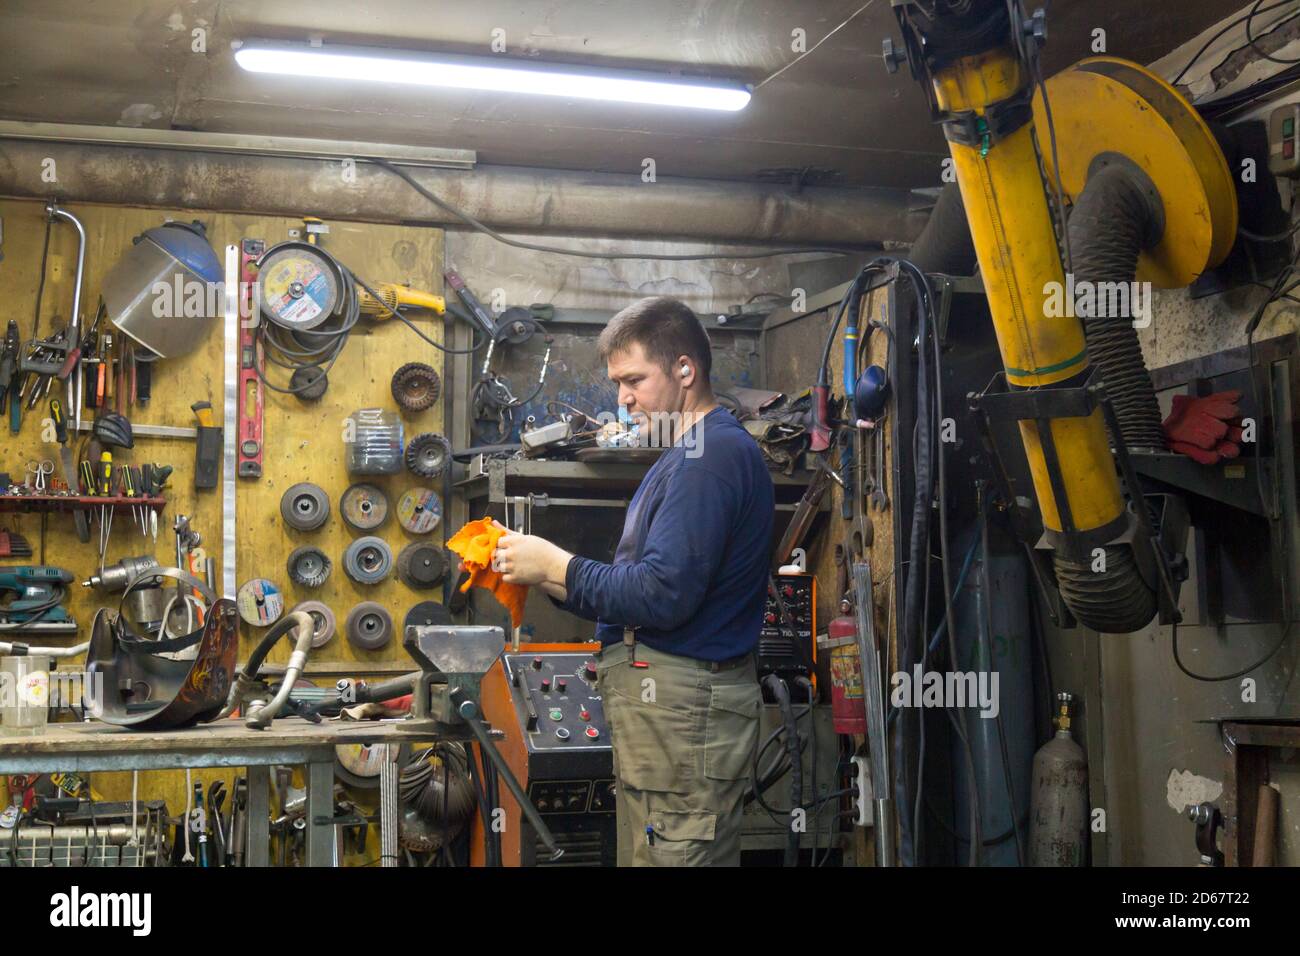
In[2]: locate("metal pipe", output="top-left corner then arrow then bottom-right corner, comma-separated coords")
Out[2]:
379,744 -> 400,868
0,140 -> 924,248
45,202 -> 85,429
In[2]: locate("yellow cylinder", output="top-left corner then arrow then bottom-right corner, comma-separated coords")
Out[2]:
933,49 -> 1123,534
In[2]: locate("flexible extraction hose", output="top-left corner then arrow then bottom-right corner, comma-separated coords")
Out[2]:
1050,163 -> 1164,633
1065,164 -> 1166,451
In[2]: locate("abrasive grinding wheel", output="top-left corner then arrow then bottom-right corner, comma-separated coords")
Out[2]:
345,601 -> 393,650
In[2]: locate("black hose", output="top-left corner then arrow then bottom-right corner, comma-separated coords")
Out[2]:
1042,151 -> 1161,639
1066,163 -> 1166,451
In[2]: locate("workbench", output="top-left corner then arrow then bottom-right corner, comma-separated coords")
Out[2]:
0,717 -> 436,867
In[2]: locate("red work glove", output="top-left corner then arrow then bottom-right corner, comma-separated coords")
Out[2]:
1163,390 -> 1243,465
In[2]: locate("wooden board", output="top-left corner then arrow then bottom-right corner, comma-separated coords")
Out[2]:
0,198 -> 446,843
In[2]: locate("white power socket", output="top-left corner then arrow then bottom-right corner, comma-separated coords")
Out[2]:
850,754 -> 873,828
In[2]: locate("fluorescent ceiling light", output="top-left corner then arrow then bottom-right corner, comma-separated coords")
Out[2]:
234,41 -> 751,112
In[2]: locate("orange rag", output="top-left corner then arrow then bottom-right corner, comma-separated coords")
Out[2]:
446,516 -> 529,628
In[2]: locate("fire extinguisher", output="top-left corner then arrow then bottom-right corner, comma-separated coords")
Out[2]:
825,599 -> 867,735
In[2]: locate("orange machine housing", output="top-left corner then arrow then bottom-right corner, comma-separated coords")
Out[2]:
470,642 -> 601,867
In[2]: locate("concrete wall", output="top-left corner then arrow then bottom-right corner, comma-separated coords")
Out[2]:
1044,283 -> 1300,866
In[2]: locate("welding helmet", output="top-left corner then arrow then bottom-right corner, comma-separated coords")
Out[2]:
85,567 -> 238,730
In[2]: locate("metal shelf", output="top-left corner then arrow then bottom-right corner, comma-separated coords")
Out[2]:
456,454 -> 823,510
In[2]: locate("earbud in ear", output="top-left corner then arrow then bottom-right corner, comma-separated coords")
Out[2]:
680,365 -> 690,378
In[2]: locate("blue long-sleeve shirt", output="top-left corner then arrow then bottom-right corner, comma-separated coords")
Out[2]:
555,406 -> 775,662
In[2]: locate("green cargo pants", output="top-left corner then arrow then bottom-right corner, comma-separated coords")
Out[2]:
595,638 -> 761,866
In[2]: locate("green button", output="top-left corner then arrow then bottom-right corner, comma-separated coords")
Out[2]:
549,708 -> 564,721
1285,116 -> 1295,137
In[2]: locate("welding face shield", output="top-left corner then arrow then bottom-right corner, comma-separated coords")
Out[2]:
84,567 -> 238,730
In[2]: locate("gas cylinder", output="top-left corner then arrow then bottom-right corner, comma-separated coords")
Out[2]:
1028,692 -> 1089,866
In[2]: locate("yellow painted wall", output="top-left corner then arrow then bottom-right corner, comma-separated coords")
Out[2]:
1,198 -> 447,860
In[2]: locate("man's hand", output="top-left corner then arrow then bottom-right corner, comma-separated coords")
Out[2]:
491,519 -> 573,588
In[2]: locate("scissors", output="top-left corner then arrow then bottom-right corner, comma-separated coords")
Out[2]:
26,459 -> 54,491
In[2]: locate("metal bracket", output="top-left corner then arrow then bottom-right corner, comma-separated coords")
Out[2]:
969,369 -> 1186,625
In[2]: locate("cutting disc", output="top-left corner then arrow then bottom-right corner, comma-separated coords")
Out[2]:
396,488 -> 442,534
258,242 -> 341,331
340,482 -> 389,531
404,601 -> 452,630
236,578 -> 284,627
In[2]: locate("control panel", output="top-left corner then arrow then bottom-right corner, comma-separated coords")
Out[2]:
760,574 -> 817,697
478,647 -> 616,866
504,652 -> 610,754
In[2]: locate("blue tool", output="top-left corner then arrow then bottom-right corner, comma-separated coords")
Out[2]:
0,566 -> 77,633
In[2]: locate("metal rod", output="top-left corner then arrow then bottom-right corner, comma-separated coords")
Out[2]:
455,694 -> 563,861
46,203 -> 85,430
852,560 -> 893,866
379,744 -> 400,868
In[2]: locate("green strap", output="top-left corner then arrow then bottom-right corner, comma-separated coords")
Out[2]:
1006,348 -> 1088,379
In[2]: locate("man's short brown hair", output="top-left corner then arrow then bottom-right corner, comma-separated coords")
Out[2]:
597,296 -> 713,379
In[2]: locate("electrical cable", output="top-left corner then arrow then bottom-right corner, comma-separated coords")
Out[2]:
1171,0 -> 1295,86
763,675 -> 802,867
1239,219 -> 1300,243
372,158 -> 856,260
930,297 -> 984,867
1172,619 -> 1295,682
1247,0 -> 1300,65
753,1 -> 875,91
253,245 -> 490,397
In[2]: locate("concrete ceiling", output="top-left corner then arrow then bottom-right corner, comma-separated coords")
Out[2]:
0,0 -> 1237,190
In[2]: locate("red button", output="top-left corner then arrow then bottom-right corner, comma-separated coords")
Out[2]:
584,726 -> 600,739
580,709 -> 591,721
1285,139 -> 1295,160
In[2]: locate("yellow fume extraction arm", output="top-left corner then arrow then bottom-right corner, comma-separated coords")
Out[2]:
886,0 -> 1238,633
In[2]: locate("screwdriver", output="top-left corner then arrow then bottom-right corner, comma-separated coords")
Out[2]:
97,451 -> 114,574
79,459 -> 96,496
121,464 -> 138,532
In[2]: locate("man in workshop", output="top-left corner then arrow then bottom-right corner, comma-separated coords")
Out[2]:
491,295 -> 774,866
